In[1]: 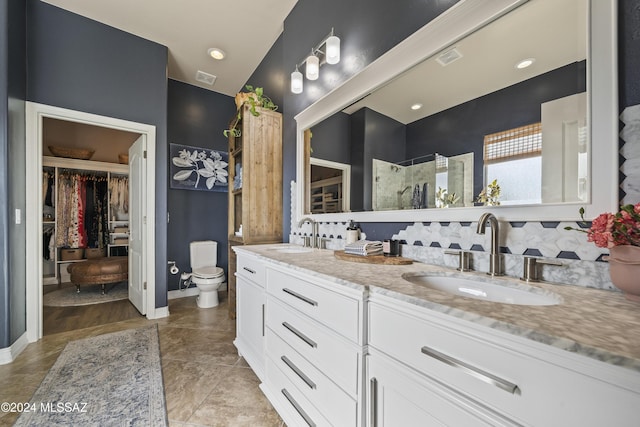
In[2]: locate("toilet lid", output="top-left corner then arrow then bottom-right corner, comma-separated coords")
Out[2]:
193,266 -> 224,279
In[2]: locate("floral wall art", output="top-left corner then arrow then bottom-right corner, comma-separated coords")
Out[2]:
170,143 -> 229,192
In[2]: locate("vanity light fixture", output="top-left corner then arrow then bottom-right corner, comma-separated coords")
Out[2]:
515,58 -> 535,69
290,28 -> 341,93
207,48 -> 226,60
411,103 -> 423,110
306,50 -> 320,80
291,65 -> 303,94
325,29 -> 341,64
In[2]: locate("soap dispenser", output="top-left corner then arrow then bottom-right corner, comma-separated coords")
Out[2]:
346,220 -> 360,244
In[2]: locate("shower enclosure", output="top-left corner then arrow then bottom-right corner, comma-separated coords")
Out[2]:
372,154 -> 466,211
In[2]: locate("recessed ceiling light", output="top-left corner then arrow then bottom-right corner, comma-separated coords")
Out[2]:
411,103 -> 423,110
207,48 -> 226,60
515,58 -> 535,69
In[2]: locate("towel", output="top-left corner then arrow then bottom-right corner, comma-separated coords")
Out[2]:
344,239 -> 383,256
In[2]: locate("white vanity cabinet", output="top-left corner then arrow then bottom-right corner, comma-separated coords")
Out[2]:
233,252 -> 267,380
367,294 -> 640,427
261,266 -> 366,427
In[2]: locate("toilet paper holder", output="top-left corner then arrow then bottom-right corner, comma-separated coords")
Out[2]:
168,261 -> 179,275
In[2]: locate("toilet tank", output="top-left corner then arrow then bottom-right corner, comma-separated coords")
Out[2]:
190,240 -> 218,270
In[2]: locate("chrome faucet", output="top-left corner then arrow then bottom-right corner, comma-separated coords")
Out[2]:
298,217 -> 319,248
476,212 -> 503,276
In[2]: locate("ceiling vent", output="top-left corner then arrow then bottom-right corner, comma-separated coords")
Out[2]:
436,47 -> 463,66
195,70 -> 217,85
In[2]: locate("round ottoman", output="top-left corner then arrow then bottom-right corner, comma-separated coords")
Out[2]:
67,256 -> 128,294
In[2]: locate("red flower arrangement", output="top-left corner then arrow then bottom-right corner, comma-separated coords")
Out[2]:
566,203 -> 640,249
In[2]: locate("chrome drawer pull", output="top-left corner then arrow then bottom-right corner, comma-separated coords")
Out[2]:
242,266 -> 256,274
421,346 -> 521,395
370,377 -> 378,427
282,388 -> 316,427
283,288 -> 318,306
282,322 -> 317,348
281,355 -> 316,389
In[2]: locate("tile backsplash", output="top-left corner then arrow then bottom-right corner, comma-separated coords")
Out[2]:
289,104 -> 640,293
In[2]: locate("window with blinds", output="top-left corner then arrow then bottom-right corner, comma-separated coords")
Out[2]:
483,123 -> 542,164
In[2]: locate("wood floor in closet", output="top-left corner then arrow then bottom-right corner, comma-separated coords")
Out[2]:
43,283 -> 142,336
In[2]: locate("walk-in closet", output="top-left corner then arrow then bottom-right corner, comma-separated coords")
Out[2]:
41,117 -> 142,335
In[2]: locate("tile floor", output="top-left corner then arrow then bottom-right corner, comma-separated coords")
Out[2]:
0,293 -> 283,427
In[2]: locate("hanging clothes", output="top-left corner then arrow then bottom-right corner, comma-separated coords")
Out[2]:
109,175 -> 129,219
54,171 -> 108,249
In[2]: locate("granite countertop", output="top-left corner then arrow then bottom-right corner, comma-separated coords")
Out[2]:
235,244 -> 640,373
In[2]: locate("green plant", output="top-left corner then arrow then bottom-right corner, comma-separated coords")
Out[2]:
476,179 -> 501,206
223,85 -> 278,137
436,186 -> 460,208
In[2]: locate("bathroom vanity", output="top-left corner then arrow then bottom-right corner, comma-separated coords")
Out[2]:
234,244 -> 640,427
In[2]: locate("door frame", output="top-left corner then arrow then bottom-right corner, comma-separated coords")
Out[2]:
25,102 -> 159,342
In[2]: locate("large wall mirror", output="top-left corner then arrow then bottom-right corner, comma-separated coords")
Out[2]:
295,0 -> 617,222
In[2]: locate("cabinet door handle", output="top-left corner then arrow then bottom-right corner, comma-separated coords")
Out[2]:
242,266 -> 256,274
282,322 -> 317,348
370,377 -> 378,427
283,288 -> 318,306
281,355 -> 316,389
261,304 -> 265,337
421,346 -> 521,395
281,388 -> 316,427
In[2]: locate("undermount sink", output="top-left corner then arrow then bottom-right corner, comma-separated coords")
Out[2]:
401,272 -> 562,306
274,246 -> 313,254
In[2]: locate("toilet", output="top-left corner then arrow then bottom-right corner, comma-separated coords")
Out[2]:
188,240 -> 226,308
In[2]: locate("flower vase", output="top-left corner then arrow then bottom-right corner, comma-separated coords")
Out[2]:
608,245 -> 640,302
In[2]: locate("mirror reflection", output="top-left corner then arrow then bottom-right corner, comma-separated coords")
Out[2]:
306,0 -> 587,214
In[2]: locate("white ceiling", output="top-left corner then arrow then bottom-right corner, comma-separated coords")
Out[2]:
40,0 -> 299,96
344,0 -> 586,124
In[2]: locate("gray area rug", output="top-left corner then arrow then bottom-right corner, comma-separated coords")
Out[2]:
43,281 -> 128,307
14,325 -> 168,427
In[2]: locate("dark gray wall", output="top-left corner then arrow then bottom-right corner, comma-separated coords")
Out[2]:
620,0 -> 640,109
311,112 -> 351,164
361,108 -> 407,210
26,0 -> 169,308
244,34 -> 285,113
167,79 -> 235,290
0,0 -> 10,348
0,0 -> 27,349
8,0 -> 26,344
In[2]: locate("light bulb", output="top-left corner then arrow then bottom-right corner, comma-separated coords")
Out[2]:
291,67 -> 303,94
306,54 -> 319,80
325,35 -> 340,65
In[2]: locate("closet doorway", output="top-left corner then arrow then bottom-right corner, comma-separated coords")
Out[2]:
26,103 -> 158,342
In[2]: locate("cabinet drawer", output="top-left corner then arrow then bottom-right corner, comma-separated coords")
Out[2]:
267,268 -> 360,342
369,301 -> 640,426
368,351 -> 516,427
267,297 -> 360,397
267,330 -> 357,426
265,356 -> 332,427
236,254 -> 265,284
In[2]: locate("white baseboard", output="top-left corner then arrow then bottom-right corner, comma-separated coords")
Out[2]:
167,282 -> 227,300
0,332 -> 29,365
149,305 -> 170,319
168,287 -> 199,299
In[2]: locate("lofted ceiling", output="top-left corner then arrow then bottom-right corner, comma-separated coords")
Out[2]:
40,0 -> 299,96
